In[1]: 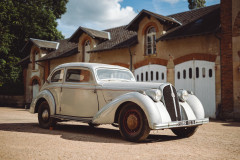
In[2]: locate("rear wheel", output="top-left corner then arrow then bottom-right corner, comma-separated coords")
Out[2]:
118,104 -> 150,142
171,126 -> 198,138
38,101 -> 56,129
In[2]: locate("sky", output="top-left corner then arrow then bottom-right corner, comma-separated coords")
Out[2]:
57,0 -> 220,38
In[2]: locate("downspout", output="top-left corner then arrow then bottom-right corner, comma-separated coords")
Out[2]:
214,24 -> 222,119
128,46 -> 133,72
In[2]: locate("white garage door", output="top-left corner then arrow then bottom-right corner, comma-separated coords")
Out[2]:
175,60 -> 216,118
134,64 -> 166,83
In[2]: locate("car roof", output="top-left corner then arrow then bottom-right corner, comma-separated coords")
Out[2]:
55,62 -> 129,71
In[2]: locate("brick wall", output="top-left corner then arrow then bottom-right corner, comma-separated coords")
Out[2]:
220,0 -> 234,117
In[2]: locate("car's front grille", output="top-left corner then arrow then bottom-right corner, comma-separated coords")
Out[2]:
163,85 -> 181,121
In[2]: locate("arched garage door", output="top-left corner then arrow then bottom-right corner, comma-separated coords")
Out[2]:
134,64 -> 166,83
175,60 -> 216,118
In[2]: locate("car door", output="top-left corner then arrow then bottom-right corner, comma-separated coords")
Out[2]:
47,68 -> 64,114
60,67 -> 99,117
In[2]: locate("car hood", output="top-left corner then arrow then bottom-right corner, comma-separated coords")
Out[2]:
99,81 -> 163,91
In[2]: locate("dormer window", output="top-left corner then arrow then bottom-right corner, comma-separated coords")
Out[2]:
146,27 -> 156,55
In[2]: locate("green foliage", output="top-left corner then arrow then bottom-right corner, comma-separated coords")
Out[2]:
0,0 -> 68,93
188,0 -> 206,10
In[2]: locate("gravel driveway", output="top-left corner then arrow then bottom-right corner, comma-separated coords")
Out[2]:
0,107 -> 239,160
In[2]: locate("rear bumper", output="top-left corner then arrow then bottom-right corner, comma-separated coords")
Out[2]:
152,118 -> 209,130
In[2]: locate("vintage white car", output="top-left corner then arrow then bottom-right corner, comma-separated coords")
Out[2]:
30,62 -> 209,142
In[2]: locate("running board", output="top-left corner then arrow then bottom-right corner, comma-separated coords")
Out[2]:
52,114 -> 92,123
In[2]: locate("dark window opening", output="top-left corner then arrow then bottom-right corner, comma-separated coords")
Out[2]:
141,73 -> 143,81
177,72 -> 180,79
162,73 -> 164,80
146,72 -> 148,81
189,68 -> 192,79
183,70 -> 186,79
156,72 -> 159,80
209,69 -> 212,78
196,67 -> 199,78
151,71 -> 153,81
202,68 -> 206,78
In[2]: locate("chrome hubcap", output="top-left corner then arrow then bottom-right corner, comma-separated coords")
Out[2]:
127,114 -> 138,130
42,109 -> 49,121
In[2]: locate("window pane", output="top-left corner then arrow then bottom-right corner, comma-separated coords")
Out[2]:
51,70 -> 63,83
196,67 -> 199,78
151,71 -> 153,81
137,75 -> 139,81
189,68 -> 192,79
141,73 -> 143,81
146,72 -> 148,81
162,73 -> 164,80
202,68 -> 206,78
156,72 -> 159,80
183,70 -> 186,79
209,69 -> 212,78
66,69 -> 92,83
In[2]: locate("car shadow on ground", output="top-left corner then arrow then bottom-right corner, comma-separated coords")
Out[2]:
0,122 -> 182,144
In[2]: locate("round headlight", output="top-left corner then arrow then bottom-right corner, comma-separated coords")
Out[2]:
145,89 -> 162,102
177,89 -> 189,102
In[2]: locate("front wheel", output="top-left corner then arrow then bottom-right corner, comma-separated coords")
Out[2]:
171,126 -> 198,138
38,101 -> 56,129
118,104 -> 150,142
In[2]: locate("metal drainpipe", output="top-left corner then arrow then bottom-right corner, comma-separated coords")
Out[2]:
214,25 -> 222,119
128,46 -> 133,72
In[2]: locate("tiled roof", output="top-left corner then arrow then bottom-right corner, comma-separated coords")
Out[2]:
37,39 -> 78,62
169,4 -> 220,25
126,9 -> 180,31
88,26 -> 138,53
158,4 -> 220,41
69,26 -> 110,43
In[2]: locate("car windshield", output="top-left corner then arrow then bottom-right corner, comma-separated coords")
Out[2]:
96,68 -> 135,81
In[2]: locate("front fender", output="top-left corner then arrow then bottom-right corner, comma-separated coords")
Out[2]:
186,94 -> 205,119
29,90 -> 56,116
92,92 -> 172,129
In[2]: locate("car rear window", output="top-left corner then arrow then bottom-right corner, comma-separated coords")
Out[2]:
65,69 -> 92,83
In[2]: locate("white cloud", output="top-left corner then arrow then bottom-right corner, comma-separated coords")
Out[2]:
57,0 -> 137,38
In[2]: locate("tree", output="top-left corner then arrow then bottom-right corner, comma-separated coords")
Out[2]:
0,0 -> 68,92
188,0 -> 206,10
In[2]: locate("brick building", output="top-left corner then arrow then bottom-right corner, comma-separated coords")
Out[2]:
19,0 -> 240,120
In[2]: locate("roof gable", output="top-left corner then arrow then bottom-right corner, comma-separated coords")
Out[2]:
126,9 -> 181,31
21,38 -> 59,54
69,26 -> 110,43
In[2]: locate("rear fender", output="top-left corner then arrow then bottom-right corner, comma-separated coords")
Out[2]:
92,92 -> 172,129
29,90 -> 56,116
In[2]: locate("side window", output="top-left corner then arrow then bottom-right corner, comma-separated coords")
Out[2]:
183,70 -> 186,79
51,70 -> 64,83
66,69 -> 92,83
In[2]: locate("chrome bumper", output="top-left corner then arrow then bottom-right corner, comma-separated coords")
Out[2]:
152,118 -> 209,130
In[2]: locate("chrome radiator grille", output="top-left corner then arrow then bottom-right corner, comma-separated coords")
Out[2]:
162,85 -> 181,121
